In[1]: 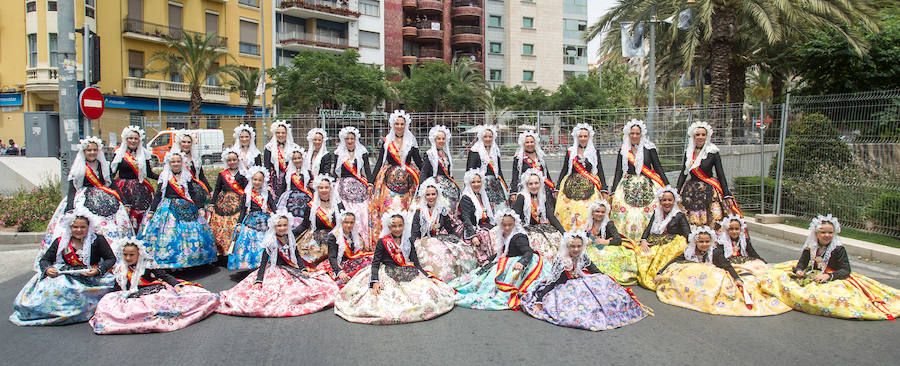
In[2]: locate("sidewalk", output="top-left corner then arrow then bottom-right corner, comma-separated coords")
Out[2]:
746,217 -> 900,266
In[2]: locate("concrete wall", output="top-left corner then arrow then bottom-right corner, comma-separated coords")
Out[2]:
0,157 -> 60,195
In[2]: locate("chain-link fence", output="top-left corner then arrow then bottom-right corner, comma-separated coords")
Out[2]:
86,89 -> 900,238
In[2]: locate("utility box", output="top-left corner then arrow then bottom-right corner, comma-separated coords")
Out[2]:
24,112 -> 60,158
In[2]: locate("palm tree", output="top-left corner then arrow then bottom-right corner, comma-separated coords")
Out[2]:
226,67 -> 264,117
147,31 -> 236,128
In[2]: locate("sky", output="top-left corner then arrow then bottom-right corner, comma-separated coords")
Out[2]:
588,0 -> 618,63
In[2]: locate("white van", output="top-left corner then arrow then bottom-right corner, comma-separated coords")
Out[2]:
147,129 -> 225,166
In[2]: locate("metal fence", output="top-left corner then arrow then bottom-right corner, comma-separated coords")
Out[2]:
87,89 -> 900,238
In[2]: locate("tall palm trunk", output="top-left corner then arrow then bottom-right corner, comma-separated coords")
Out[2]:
189,86 -> 203,129
728,60 -> 747,138
709,3 -> 736,138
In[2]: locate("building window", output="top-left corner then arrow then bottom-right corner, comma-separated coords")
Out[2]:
206,115 -> 220,129
27,34 -> 38,68
26,2 -> 36,12
563,0 -> 587,14
563,18 -> 587,39
168,2 -> 183,33
523,70 -> 534,81
522,43 -> 534,55
488,15 -> 502,28
48,33 -> 58,67
359,31 -> 380,48
489,42 -> 502,54
128,50 -> 144,77
238,0 -> 259,7
360,0 -> 379,16
170,72 -> 183,83
564,70 -> 588,79
206,63 -> 219,86
522,17 -> 534,29
240,20 -> 260,55
47,1 -> 57,11
489,69 -> 502,81
563,45 -> 587,65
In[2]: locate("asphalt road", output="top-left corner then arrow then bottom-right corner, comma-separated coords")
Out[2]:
1,233 -> 898,366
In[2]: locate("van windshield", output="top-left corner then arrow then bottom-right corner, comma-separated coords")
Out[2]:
151,134 -> 170,147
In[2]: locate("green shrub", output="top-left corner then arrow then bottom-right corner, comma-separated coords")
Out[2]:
732,176 -> 777,213
0,181 -> 63,232
869,191 -> 900,235
769,112 -> 852,179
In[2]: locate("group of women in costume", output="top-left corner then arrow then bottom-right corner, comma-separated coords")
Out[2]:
10,115 -> 899,334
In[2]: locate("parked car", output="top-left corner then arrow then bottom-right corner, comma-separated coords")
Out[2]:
147,129 -> 224,166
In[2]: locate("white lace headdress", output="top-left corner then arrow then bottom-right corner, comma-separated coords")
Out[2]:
717,215 -> 747,258
685,226 -> 717,263
379,209 -> 414,261
549,230 -> 592,281
518,168 -> 548,224
220,147 -> 247,176
382,110 -> 418,167
111,238 -> 156,293
493,207 -> 525,258
568,123 -> 599,176
283,145 -> 308,188
68,136 -> 111,188
620,119 -> 656,173
265,120 -> 298,167
583,199 -> 612,238
471,125 -> 501,173
156,151 -> 192,196
417,177 -> 448,232
802,214 -> 843,270
649,186 -> 682,235
515,131 -> 546,173
331,209 -> 362,257
52,208 -> 98,269
427,125 -> 453,175
243,166 -> 270,212
110,126 -> 150,181
169,130 -> 202,170
303,128 -> 328,177
683,121 -> 719,175
309,174 -> 341,232
231,124 -> 261,168
334,126 -> 367,175
263,210 -> 298,267
462,169 -> 494,225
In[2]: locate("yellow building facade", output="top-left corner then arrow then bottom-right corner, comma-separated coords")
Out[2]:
0,0 -> 275,150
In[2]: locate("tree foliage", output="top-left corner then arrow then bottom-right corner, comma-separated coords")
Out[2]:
394,59 -> 486,112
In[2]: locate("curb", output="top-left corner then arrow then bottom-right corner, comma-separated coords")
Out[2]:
0,232 -> 43,245
746,218 -> 900,266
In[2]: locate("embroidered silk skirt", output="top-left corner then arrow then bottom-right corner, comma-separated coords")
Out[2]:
450,256 -> 550,311
415,234 -> 481,283
610,174 -> 661,244
114,178 -> 154,231
482,174 -> 509,212
217,265 -> 338,317
9,266 -> 114,326
554,173 -> 603,231
331,254 -> 374,288
522,224 -> 563,260
208,191 -> 243,255
334,266 -> 455,324
89,284 -> 219,334
337,177 -> 372,249
679,178 -> 731,230
434,175 -> 461,209
137,198 -> 216,269
228,211 -> 269,270
585,243 -> 638,286
522,273 -> 649,331
760,261 -> 900,320
369,165 -> 418,247
635,234 -> 688,291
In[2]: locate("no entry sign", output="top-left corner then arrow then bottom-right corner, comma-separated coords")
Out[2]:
79,87 -> 104,119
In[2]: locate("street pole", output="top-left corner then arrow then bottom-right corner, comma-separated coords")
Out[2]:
759,101 -> 765,214
58,0 -> 80,187
82,21 -> 91,136
157,84 -> 162,131
646,10 -> 657,135
774,93 -> 790,215
259,3 -> 268,146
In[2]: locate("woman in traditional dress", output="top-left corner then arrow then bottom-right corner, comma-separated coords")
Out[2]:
263,120 -> 298,198
170,131 -> 211,206
294,175 -> 344,272
634,186 -> 690,291
110,126 -> 158,231
325,210 -> 373,288
228,166 -> 277,270
450,208 -> 550,311
583,200 -> 636,285
411,178 -> 478,282
369,110 -> 422,245
458,169 -> 497,264
760,215 -> 900,320
331,126 -> 373,247
421,125 -> 461,208
466,124 -> 508,210
138,151 -> 216,269
231,124 -> 262,170
217,210 -> 339,318
523,231 -> 650,331
655,226 -> 791,316
676,121 -> 741,229
277,145 -> 313,228
718,215 -> 767,273
303,128 -> 330,185
11,212 -> 116,326
610,119 -> 668,244
511,168 -> 565,259
555,123 -> 607,231
39,137 -> 133,264
89,238 -> 219,334
510,131 -> 553,199
334,209 -> 455,324
208,148 -> 247,257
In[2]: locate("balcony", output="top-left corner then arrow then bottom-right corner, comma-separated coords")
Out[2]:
122,18 -> 227,46
123,77 -> 230,104
402,0 -> 417,9
25,67 -> 60,94
451,26 -> 482,45
417,28 -> 443,42
420,48 -> 444,58
451,0 -> 482,20
402,26 -> 418,39
239,91 -> 263,106
417,0 -> 444,15
278,0 -> 360,23
402,55 -> 418,65
277,31 -> 354,53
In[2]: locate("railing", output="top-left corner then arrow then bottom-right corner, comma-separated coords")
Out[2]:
278,0 -> 361,17
239,42 -> 261,55
563,55 -> 587,66
455,52 -> 482,62
25,67 -> 59,83
452,25 -> 481,35
123,18 -> 228,46
419,48 -> 443,58
123,77 -> 230,102
238,0 -> 259,7
452,0 -> 481,7
277,31 -> 351,48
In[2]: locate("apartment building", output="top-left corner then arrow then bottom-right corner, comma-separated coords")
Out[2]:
484,0 -> 588,90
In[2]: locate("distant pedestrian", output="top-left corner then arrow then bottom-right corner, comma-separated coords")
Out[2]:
6,139 -> 19,156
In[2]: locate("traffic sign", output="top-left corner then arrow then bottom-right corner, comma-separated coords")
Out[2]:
79,87 -> 104,119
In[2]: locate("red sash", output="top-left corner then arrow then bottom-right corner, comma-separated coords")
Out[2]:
221,170 -> 245,196
493,255 -> 543,310
438,159 -> 459,187
523,156 -> 554,189
185,163 -> 210,195
343,159 -> 369,185
122,152 -> 153,192
530,199 -> 541,224
388,140 -> 419,186
62,240 -> 86,266
691,167 -> 743,217
291,173 -> 313,197
487,160 -> 508,192
126,267 -> 165,288
278,248 -> 297,268
627,150 -> 665,187
85,164 -> 122,201
249,189 -> 270,213
277,147 -> 287,172
168,178 -> 195,205
572,158 -> 603,192
382,236 -> 415,268
845,275 -> 896,321
343,236 -> 373,259
316,207 -> 334,229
